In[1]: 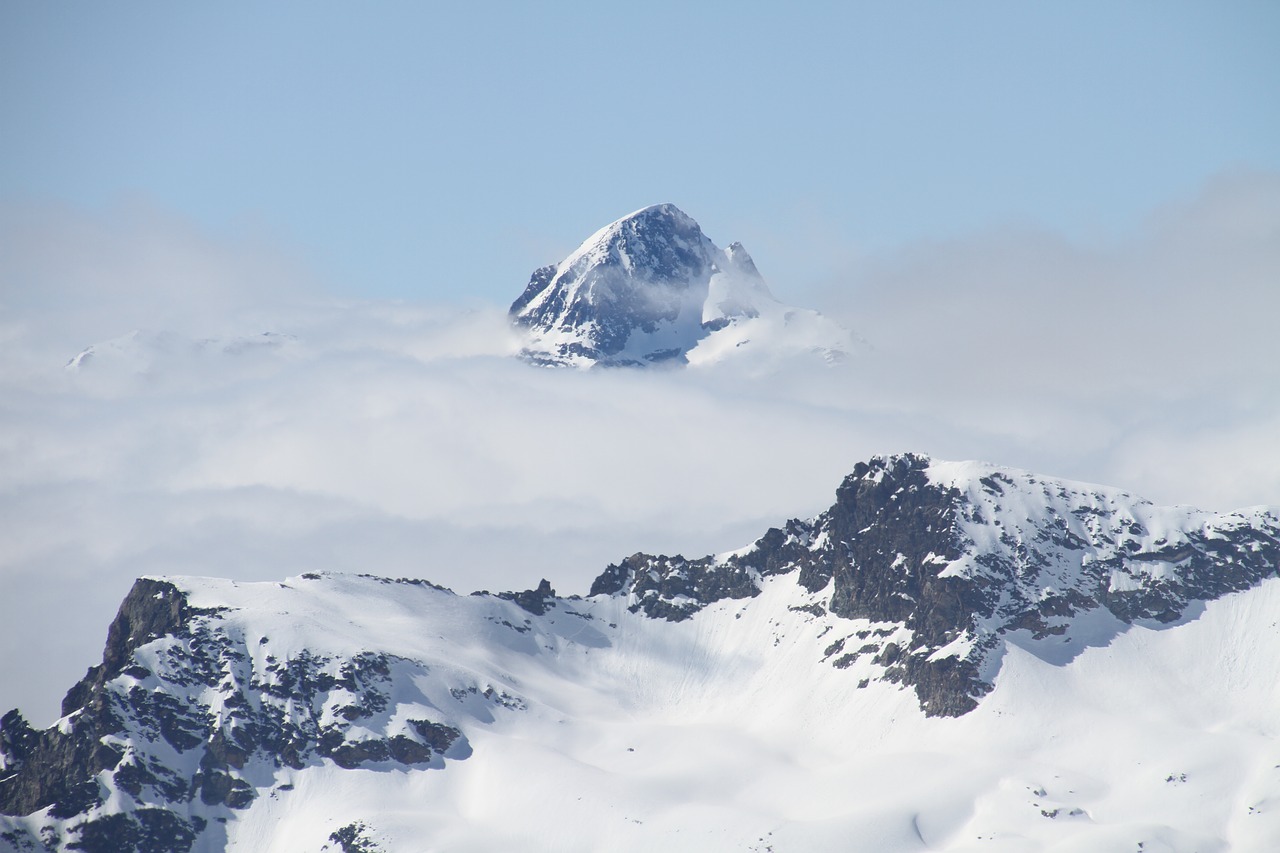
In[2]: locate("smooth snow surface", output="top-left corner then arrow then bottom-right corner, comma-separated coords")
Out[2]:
108,570 -> 1280,852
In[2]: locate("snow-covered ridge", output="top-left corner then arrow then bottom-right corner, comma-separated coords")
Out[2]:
509,204 -> 853,368
2,454 -> 1277,851
592,453 -> 1280,714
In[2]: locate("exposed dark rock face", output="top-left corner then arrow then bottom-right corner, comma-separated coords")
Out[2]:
812,456 -> 989,715
508,204 -> 854,368
508,264 -> 559,319
498,579 -> 557,616
589,453 -> 1280,717
0,580 -> 471,852
590,553 -> 759,621
509,204 -> 775,368
62,808 -> 205,853
0,581 -> 195,820
0,711 -> 38,774
510,204 -> 719,366
327,821 -> 383,853
60,579 -> 192,718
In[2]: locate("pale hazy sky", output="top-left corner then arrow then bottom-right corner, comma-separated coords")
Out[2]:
2,2 -> 1277,302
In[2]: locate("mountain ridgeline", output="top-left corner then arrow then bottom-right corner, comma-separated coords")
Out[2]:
592,454 -> 1280,714
2,454 -> 1277,852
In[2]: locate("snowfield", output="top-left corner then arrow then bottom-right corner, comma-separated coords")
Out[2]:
13,566 -> 1272,853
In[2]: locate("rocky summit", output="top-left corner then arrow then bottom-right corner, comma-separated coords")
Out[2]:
593,453 -> 1280,715
508,204 -> 851,368
2,455 -> 1278,852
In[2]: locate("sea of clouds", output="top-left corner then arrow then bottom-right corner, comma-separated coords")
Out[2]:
2,172 -> 1277,725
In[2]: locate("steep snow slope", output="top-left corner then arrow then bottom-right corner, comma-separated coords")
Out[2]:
509,204 -> 852,368
2,455 -> 1277,852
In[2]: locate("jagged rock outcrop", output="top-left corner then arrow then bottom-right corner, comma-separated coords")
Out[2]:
592,453 -> 1280,716
0,580 -> 197,821
0,580 -> 469,853
496,579 -> 557,616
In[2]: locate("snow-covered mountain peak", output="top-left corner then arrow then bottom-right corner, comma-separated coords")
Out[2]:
5,454 -> 1277,851
509,205 -> 852,368
723,241 -> 759,276
552,203 -> 715,283
593,451 -> 1280,714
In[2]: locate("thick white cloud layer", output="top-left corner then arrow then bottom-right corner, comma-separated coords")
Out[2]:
2,174 -> 1277,725
815,170 -> 1280,509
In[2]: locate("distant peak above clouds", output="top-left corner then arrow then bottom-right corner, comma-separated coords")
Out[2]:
508,204 -> 854,368
59,329 -> 302,395
64,330 -> 298,373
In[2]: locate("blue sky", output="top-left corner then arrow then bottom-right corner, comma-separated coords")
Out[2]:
3,2 -> 1277,303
